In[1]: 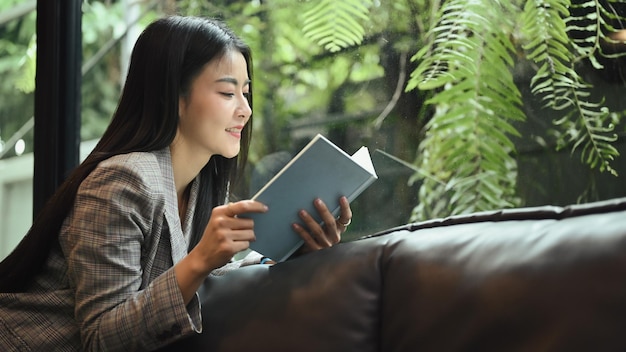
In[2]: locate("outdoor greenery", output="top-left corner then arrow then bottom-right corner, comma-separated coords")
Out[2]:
1,0 -> 624,227
0,0 -> 127,158
407,0 -> 626,219
0,0 -> 36,158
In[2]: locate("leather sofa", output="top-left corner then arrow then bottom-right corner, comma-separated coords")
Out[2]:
166,197 -> 626,351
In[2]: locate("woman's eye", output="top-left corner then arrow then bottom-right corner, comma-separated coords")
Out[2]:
220,92 -> 235,98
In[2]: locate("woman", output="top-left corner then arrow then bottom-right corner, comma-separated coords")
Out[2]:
0,16 -> 352,351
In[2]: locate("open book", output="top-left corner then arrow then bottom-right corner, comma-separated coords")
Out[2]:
245,134 -> 378,262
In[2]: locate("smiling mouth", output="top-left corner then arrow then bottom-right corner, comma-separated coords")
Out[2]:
225,127 -> 243,138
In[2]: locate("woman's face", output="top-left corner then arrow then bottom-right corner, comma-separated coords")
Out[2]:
176,50 -> 251,159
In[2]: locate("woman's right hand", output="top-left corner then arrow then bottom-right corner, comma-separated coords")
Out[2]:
174,200 -> 267,303
195,200 -> 268,270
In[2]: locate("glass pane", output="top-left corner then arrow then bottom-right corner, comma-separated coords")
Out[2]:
2,1 -> 625,261
0,1 -> 36,259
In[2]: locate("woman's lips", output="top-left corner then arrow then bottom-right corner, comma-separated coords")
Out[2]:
226,127 -> 243,138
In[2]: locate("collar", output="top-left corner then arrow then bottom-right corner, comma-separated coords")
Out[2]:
154,147 -> 197,264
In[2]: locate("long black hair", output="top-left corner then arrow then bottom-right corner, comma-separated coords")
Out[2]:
0,16 -> 254,293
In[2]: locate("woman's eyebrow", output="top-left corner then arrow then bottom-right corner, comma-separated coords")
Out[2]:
215,77 -> 251,86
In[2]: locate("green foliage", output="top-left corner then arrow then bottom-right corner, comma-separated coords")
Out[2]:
522,0 -> 621,176
0,0 -> 161,156
0,1 -> 36,157
14,34 -> 35,93
80,1 -> 130,141
407,0 -> 524,219
188,0 -> 391,161
407,0 -> 625,219
301,0 -> 372,52
3,0 -> 622,224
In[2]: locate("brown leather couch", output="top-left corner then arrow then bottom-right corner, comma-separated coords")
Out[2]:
166,197 -> 626,351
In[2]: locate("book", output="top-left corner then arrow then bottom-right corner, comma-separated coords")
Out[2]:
245,134 -> 378,262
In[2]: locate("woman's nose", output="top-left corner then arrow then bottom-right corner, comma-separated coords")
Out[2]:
238,95 -> 252,119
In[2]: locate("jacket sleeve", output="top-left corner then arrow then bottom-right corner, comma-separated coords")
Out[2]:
61,160 -> 201,351
209,250 -> 264,277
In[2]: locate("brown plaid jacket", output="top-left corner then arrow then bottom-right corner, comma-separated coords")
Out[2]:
1,148 -> 206,351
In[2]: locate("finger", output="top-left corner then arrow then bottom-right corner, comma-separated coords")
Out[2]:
228,228 -> 257,242
336,196 -> 352,228
210,218 -> 256,240
311,198 -> 341,244
223,200 -> 268,217
211,207 -> 256,230
338,196 -> 352,222
292,222 -> 321,251
325,222 -> 341,245
298,209 -> 333,248
229,216 -> 256,230
313,198 -> 339,233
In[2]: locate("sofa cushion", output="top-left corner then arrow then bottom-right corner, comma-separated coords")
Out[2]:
167,236 -> 386,352
379,198 -> 626,351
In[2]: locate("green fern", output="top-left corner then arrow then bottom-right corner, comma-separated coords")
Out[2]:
521,0 -> 573,107
298,0 -> 624,220
522,0 -> 621,176
553,100 -> 619,175
569,0 -> 626,67
301,0 -> 372,52
407,0 -> 524,220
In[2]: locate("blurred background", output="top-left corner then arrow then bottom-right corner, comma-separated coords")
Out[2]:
1,0 -> 625,259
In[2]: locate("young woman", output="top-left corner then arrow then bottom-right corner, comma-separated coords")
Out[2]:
0,16 -> 352,351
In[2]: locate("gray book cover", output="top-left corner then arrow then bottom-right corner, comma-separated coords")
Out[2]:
246,134 -> 377,262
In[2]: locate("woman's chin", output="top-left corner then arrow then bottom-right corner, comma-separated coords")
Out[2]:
220,150 -> 240,159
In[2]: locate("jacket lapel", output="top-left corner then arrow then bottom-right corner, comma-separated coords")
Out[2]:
155,147 -> 188,264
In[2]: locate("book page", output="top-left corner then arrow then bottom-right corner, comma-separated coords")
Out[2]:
351,146 -> 377,177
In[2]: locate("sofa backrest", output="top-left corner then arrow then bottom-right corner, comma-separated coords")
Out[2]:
163,197 -> 626,351
378,197 -> 626,351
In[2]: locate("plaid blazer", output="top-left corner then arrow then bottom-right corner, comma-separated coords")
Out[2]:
0,148 -> 213,351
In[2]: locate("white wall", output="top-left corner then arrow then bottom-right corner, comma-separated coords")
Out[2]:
0,152 -> 33,260
0,139 -> 97,260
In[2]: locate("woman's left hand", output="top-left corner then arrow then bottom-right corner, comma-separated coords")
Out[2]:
292,196 -> 352,254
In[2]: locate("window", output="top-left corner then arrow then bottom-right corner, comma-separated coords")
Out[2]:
1,0 -> 625,260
